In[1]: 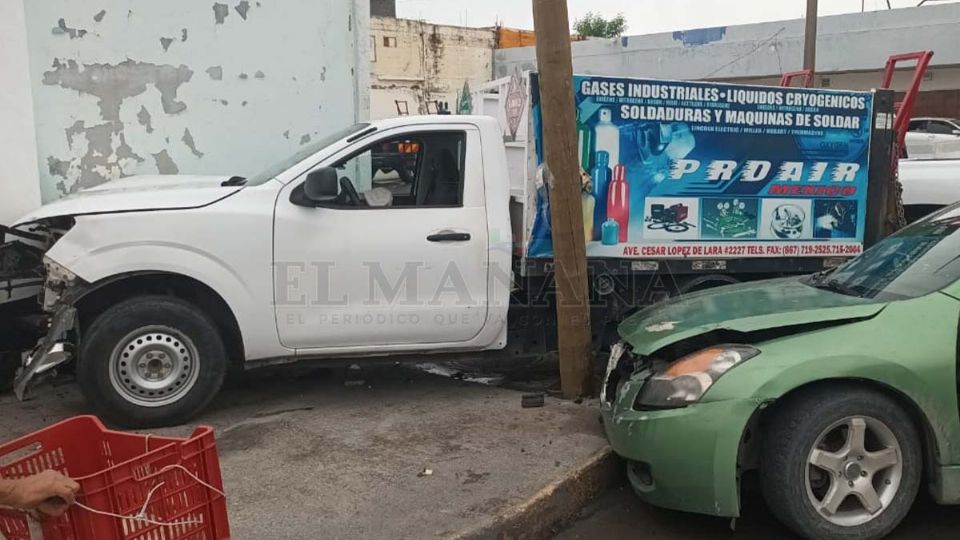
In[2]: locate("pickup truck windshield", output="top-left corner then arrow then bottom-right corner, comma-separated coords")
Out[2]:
244,123 -> 370,186
806,207 -> 960,301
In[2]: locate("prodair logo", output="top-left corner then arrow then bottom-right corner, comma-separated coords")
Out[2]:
670,159 -> 860,183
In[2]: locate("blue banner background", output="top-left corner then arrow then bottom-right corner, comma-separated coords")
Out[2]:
528,74 -> 874,258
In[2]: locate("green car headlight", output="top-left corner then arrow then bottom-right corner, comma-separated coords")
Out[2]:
635,345 -> 759,408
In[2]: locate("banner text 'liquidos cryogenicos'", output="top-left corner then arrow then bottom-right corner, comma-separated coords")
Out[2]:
527,74 -> 874,259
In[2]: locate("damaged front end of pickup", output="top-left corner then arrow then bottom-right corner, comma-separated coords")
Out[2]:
0,219 -> 83,399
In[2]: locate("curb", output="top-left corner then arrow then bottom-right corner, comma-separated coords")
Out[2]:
450,447 -> 622,540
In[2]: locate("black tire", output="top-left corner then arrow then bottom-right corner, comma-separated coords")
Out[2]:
761,385 -> 922,540
77,295 -> 228,428
0,352 -> 19,393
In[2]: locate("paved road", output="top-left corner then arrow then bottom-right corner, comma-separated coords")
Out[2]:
1,363 -> 605,540
555,484 -> 959,539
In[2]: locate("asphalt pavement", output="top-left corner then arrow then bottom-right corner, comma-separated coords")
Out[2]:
554,483 -> 959,540
0,361 -> 609,540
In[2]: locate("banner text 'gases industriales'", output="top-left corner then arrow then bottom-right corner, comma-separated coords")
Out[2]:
527,74 -> 874,259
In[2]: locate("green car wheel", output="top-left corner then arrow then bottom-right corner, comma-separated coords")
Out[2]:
761,385 -> 922,540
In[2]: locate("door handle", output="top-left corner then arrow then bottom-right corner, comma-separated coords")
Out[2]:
427,232 -> 471,242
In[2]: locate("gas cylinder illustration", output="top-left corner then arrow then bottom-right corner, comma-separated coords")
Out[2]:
601,219 -> 620,246
606,164 -> 629,243
591,151 -> 611,240
594,108 -> 620,169
581,192 -> 595,244
577,110 -> 595,171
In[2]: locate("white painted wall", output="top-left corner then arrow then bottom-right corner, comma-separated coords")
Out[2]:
495,3 -> 960,82
0,0 -> 42,225
23,0 -> 369,204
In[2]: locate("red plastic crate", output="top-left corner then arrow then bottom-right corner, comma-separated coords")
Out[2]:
0,416 -> 229,540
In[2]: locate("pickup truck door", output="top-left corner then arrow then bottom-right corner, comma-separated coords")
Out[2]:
273,125 -> 491,350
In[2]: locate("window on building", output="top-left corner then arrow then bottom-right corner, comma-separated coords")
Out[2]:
370,36 -> 377,62
383,36 -> 397,48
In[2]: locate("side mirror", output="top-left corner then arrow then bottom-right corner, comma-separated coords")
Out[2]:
952,129 -> 960,136
303,167 -> 339,204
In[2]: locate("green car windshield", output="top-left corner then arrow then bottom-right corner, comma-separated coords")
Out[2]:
813,209 -> 960,301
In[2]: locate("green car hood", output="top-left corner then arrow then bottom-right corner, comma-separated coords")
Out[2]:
619,277 -> 887,355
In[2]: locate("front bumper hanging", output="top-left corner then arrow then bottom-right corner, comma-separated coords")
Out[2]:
13,305 -> 75,400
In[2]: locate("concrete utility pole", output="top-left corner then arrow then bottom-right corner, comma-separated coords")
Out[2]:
803,0 -> 818,72
531,0 -> 593,399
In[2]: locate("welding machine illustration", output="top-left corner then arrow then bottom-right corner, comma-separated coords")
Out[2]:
646,203 -> 696,233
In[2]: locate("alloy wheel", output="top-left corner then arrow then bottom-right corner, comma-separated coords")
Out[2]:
805,415 -> 903,527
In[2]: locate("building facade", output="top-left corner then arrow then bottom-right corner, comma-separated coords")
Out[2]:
495,3 -> 960,119
369,17 -> 496,119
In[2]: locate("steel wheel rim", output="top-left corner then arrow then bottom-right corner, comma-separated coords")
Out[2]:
108,326 -> 200,407
805,415 -> 903,527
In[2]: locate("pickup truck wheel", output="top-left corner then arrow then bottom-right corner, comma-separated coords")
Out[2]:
761,386 -> 921,540
77,296 -> 227,428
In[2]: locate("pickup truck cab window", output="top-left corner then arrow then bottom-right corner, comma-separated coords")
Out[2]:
320,131 -> 466,209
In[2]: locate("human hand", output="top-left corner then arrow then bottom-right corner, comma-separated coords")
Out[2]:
5,470 -> 79,517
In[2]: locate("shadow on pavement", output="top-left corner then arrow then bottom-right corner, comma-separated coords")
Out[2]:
555,482 -> 958,539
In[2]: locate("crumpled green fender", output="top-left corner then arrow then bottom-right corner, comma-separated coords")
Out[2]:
706,291 -> 960,468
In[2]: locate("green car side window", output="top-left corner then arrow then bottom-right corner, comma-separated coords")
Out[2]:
822,213 -> 960,301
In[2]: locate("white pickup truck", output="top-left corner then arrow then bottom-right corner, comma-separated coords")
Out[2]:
2,73 -> 901,427
4,116 -> 512,426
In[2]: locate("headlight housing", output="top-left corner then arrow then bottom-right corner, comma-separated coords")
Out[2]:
635,344 -> 759,408
43,256 -> 77,285
42,256 -> 78,311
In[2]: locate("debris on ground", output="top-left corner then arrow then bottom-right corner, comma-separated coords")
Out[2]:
415,363 -> 505,386
521,393 -> 545,408
418,468 -> 433,477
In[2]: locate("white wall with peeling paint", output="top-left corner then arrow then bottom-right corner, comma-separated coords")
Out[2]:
0,0 -> 42,225
23,0 -> 369,203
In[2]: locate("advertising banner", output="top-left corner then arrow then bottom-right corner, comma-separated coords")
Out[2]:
527,74 -> 874,259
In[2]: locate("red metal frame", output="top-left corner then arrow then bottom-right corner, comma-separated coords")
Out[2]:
880,51 -> 934,149
779,69 -> 814,88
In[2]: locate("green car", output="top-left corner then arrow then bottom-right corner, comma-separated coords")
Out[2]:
602,207 -> 960,540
